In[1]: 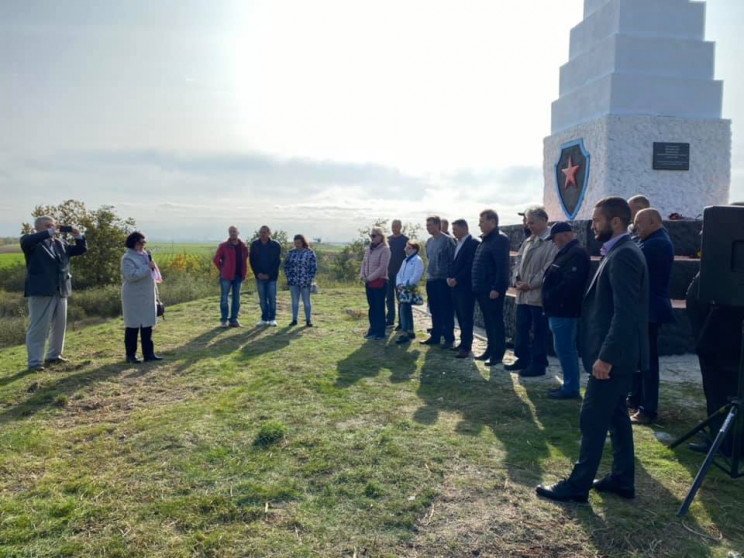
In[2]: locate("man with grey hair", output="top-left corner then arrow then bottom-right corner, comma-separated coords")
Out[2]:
21,215 -> 87,371
507,206 -> 557,376
627,195 -> 650,222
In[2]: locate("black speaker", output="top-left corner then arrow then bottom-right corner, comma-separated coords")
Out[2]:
699,205 -> 744,307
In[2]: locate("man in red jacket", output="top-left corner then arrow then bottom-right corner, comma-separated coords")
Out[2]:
213,226 -> 249,327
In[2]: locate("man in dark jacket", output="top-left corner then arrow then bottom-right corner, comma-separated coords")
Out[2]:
471,209 -> 511,367
249,225 -> 282,326
537,197 -> 649,503
213,226 -> 249,328
386,220 -> 409,328
542,222 -> 590,399
686,272 -> 744,455
447,219 -> 480,358
21,215 -> 87,370
628,208 -> 675,424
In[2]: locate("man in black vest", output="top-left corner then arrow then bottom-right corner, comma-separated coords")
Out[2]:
447,219 -> 480,358
537,197 -> 649,502
21,215 -> 87,371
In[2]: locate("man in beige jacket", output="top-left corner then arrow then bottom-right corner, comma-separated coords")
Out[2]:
506,206 -> 558,376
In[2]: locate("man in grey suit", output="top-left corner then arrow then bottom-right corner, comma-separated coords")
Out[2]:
21,215 -> 87,370
537,197 -> 649,502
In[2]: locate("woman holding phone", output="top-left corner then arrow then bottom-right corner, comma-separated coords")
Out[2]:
121,231 -> 163,363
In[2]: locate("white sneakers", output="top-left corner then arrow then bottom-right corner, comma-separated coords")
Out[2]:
269,320 -> 277,327
220,321 -> 229,328
256,320 -> 267,326
255,320 -> 277,326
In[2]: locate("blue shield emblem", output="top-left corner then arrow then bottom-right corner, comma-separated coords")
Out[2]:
555,139 -> 590,220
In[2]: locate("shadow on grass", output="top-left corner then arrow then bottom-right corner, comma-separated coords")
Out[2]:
0,323 -> 302,423
335,334 -> 397,388
410,344 -> 551,487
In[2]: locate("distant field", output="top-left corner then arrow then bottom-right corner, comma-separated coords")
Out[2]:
0,253 -> 23,269
0,242 -> 346,270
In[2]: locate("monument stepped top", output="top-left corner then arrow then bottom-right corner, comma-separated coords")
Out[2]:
551,0 -> 723,133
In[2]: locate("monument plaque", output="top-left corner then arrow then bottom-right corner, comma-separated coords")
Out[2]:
653,142 -> 690,171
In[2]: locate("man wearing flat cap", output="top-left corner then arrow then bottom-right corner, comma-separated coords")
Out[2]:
541,222 -> 590,399
508,206 -> 557,376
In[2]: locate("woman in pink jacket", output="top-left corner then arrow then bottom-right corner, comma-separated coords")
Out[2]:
360,226 -> 391,340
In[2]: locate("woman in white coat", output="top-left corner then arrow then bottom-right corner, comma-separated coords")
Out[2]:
121,231 -> 162,363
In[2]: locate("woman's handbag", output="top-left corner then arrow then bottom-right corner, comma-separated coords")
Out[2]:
398,288 -> 424,306
156,300 -> 165,319
366,278 -> 386,289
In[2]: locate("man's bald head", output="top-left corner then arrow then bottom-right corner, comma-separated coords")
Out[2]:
633,208 -> 663,240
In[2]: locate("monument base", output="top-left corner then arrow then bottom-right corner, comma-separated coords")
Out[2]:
543,114 -> 731,221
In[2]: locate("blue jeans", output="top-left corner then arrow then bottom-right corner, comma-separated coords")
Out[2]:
220,277 -> 243,323
514,304 -> 549,372
399,302 -> 414,334
549,316 -> 580,395
290,285 -> 312,322
256,280 -> 277,321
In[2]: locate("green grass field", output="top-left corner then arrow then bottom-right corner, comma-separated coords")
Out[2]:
0,289 -> 741,556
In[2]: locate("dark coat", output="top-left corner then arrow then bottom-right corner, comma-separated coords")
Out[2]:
249,238 -> 282,281
448,235 -> 480,291
578,235 -> 649,374
542,239 -> 590,318
471,230 -> 510,295
21,230 -> 87,298
638,228 -> 675,324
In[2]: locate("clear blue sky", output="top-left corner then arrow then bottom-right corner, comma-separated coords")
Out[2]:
2,0 -> 742,241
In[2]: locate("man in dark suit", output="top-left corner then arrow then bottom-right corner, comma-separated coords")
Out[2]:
21,215 -> 88,371
447,219 -> 480,358
471,209 -> 511,367
628,208 -> 675,424
537,197 -> 649,502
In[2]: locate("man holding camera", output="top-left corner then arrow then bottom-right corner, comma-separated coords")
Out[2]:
21,216 -> 87,371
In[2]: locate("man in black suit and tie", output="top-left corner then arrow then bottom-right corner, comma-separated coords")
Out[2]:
447,219 -> 480,358
21,215 -> 87,371
537,197 -> 649,502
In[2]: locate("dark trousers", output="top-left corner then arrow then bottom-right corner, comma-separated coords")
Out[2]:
699,354 -> 743,454
452,287 -> 475,351
568,372 -> 635,492
125,326 -> 154,359
629,322 -> 660,417
514,304 -> 550,372
366,282 -> 387,337
426,279 -> 454,343
385,279 -> 397,325
476,294 -> 505,362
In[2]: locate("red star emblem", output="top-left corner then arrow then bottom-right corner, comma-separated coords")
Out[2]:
561,156 -> 580,189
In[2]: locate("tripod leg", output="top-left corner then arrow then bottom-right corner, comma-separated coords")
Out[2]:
678,405 -> 738,517
670,405 -> 730,449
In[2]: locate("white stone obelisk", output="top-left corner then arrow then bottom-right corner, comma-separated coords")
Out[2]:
543,0 -> 731,220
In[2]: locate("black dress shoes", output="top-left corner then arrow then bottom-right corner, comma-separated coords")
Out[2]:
419,337 -> 440,346
535,480 -> 589,503
474,352 -> 490,361
504,359 -> 528,371
519,368 -> 546,377
455,349 -> 472,359
592,475 -> 635,499
144,355 -> 163,362
126,356 -> 142,364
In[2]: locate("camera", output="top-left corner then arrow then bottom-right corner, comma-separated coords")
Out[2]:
59,225 -> 73,233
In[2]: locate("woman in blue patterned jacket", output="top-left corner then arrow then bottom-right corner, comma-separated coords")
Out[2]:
284,234 -> 318,326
